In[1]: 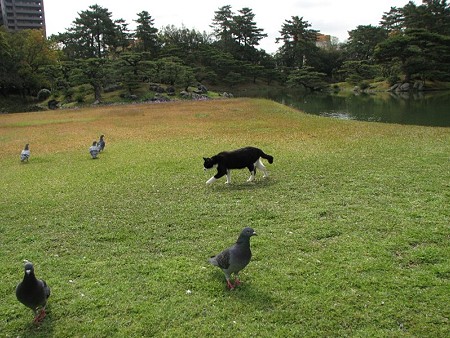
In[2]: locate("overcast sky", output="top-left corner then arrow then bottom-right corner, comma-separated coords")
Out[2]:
43,0 -> 419,54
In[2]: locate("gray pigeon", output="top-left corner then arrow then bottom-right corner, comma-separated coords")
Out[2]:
16,261 -> 51,323
208,227 -> 257,289
20,143 -> 30,162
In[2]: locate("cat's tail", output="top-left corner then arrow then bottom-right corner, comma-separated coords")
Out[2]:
261,152 -> 274,164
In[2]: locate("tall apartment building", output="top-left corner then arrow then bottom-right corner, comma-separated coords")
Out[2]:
0,0 -> 46,35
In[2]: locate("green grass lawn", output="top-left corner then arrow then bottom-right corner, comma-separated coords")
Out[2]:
1,98 -> 449,337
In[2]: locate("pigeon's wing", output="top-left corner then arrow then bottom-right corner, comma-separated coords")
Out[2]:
40,280 -> 51,300
209,248 -> 231,269
15,282 -> 24,302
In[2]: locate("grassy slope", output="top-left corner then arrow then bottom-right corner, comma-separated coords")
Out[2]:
1,98 -> 449,337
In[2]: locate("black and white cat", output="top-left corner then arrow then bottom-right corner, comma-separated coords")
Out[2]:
203,146 -> 274,185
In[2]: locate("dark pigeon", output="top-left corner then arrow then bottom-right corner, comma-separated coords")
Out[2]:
98,134 -> 105,152
208,227 -> 257,289
16,261 -> 51,323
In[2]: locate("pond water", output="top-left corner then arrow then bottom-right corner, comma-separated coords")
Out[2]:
236,88 -> 450,127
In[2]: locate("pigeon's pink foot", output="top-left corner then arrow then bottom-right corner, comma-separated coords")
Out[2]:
226,280 -> 235,290
33,309 -> 46,323
234,278 -> 241,286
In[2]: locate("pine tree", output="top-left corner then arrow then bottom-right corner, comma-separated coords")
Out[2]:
134,11 -> 160,57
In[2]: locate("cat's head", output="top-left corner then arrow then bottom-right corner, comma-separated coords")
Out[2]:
203,157 -> 215,170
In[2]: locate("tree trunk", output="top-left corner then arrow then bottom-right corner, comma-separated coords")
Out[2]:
93,84 -> 102,102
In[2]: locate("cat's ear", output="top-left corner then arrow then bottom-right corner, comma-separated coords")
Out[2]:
203,157 -> 207,161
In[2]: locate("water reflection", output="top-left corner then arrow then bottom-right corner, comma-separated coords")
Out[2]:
238,88 -> 450,127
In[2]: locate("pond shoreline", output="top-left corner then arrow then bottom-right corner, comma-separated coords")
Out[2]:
234,88 -> 450,127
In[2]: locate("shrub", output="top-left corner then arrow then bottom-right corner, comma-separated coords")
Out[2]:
388,75 -> 400,86
64,88 -> 75,101
75,93 -> 85,103
359,81 -> 370,91
104,84 -> 123,93
37,88 -> 51,101
346,75 -> 363,86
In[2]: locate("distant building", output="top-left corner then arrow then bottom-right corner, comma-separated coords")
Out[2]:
316,33 -> 332,49
0,0 -> 46,36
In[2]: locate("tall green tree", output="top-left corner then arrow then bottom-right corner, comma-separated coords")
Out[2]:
210,5 -> 235,51
159,25 -> 212,61
194,45 -> 241,84
210,5 -> 267,63
64,5 -> 118,59
0,28 -> 13,94
377,1 -> 450,82
232,7 -> 267,48
71,58 -> 113,101
375,28 -> 450,82
308,47 -> 345,81
112,18 -> 132,54
420,0 -> 450,35
380,5 -> 404,33
4,29 -> 58,95
134,11 -> 160,57
344,25 -> 388,61
276,16 -> 319,69
382,0 -> 450,36
113,52 -> 147,94
232,7 -> 267,62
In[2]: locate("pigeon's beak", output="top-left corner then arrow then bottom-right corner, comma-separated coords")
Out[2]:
252,231 -> 257,236
25,269 -> 31,275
